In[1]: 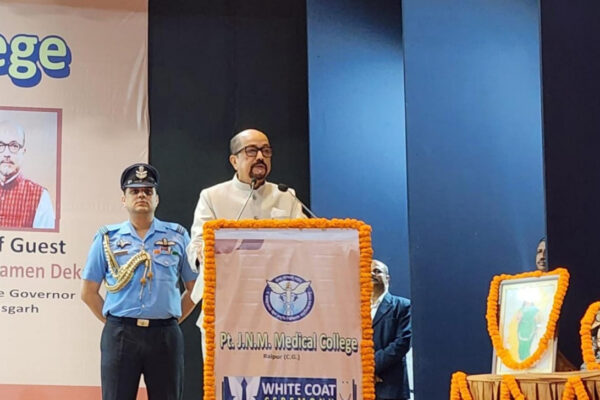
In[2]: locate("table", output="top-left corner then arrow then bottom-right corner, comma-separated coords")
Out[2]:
467,371 -> 600,399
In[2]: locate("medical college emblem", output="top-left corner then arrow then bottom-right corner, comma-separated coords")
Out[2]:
263,274 -> 314,322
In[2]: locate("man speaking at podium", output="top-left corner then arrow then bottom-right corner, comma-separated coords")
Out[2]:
186,128 -> 305,304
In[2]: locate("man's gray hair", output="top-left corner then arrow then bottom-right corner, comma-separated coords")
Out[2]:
0,120 -> 25,146
229,132 -> 243,155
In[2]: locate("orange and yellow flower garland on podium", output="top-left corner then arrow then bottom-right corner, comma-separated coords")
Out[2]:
201,218 -> 375,400
486,268 -> 570,370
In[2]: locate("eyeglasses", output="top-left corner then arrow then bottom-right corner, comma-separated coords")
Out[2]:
0,141 -> 24,154
234,145 -> 273,158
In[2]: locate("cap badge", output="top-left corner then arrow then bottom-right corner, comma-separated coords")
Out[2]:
135,166 -> 148,179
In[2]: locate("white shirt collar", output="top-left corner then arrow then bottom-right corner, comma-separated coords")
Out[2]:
371,289 -> 388,319
232,173 -> 268,194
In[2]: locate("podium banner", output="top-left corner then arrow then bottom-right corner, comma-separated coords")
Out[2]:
0,1 -> 148,399
202,219 -> 375,400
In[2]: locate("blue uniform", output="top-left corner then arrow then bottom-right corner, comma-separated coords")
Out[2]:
83,218 -> 197,400
83,218 -> 197,319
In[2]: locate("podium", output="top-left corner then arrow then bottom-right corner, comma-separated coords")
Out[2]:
200,219 -> 375,400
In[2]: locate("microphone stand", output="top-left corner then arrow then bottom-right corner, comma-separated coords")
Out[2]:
277,183 -> 318,218
235,179 -> 257,221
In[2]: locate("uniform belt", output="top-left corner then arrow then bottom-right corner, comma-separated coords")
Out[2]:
107,314 -> 177,328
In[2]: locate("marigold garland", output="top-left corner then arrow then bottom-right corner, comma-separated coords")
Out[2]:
486,268 -> 570,370
499,375 -> 525,400
202,218 -> 374,400
449,371 -> 473,400
561,376 -> 590,400
580,302 -> 600,370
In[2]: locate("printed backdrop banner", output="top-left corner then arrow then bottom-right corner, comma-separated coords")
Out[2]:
0,1 -> 148,399
209,226 -> 371,400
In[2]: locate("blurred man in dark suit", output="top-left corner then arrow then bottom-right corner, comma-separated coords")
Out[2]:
371,259 -> 412,400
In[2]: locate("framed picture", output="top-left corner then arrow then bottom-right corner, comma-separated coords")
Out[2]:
580,301 -> 600,370
492,274 -> 560,374
0,106 -> 62,232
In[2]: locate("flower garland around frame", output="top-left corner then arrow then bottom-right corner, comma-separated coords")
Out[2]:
561,376 -> 590,400
580,301 -> 600,370
486,268 -> 570,370
201,218 -> 374,400
499,375 -> 525,400
449,371 -> 473,400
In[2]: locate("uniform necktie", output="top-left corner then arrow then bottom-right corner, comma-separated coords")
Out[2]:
241,378 -> 247,400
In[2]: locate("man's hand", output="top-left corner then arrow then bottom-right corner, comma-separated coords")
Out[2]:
81,279 -> 106,323
179,280 -> 197,323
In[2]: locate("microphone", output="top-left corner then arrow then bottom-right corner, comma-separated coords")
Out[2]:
236,179 -> 256,221
277,183 -> 318,218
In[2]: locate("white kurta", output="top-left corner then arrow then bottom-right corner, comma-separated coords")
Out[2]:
186,175 -> 305,304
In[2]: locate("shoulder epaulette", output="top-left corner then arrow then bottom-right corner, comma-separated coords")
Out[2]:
175,224 -> 187,236
98,223 -> 121,236
166,222 -> 187,236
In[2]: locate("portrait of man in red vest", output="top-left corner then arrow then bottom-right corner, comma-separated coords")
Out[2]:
0,120 -> 55,229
